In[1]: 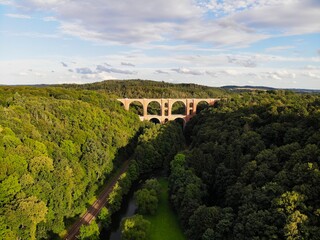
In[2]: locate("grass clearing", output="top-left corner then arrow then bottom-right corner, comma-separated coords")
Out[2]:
145,178 -> 185,240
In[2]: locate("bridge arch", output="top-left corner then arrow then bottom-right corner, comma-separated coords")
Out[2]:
147,101 -> 161,115
117,98 -> 220,124
128,100 -> 144,116
196,100 -> 210,114
129,101 -> 144,116
173,117 -> 186,128
150,117 -> 161,124
171,100 -> 186,115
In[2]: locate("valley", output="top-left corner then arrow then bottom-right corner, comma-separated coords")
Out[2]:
1,80 -> 320,240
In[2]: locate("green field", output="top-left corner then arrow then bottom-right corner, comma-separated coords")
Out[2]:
145,178 -> 186,240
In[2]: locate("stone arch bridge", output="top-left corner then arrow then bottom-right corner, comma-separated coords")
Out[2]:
117,98 -> 219,124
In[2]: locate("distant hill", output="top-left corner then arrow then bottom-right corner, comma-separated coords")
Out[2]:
2,80 -> 320,95
222,85 -> 320,93
58,79 -> 229,98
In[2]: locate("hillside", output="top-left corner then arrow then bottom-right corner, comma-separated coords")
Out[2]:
58,80 -> 229,98
222,85 -> 320,93
169,90 -> 320,239
0,86 -> 140,239
1,82 -> 320,240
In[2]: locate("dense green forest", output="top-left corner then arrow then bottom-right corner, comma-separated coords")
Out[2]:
0,86 -> 140,239
170,90 -> 320,239
59,79 -> 227,117
1,80 -> 320,240
58,79 -> 228,98
78,121 -> 185,239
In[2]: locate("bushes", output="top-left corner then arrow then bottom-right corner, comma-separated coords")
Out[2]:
134,179 -> 161,215
105,163 -> 138,219
120,214 -> 150,240
97,207 -> 111,228
78,221 -> 99,240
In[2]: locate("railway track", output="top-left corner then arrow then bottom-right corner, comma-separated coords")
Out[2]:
64,161 -> 130,240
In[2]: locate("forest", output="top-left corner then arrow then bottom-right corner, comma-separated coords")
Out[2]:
0,86 -> 140,239
1,80 -> 320,240
170,90 -> 320,239
58,79 -> 228,98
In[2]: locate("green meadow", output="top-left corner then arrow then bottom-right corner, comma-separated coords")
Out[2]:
145,178 -> 185,240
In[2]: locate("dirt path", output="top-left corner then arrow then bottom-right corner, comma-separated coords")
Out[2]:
63,160 -> 130,240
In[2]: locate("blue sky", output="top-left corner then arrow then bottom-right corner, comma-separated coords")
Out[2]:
0,0 -> 319,88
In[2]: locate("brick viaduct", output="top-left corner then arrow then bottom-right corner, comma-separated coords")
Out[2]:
117,98 -> 220,125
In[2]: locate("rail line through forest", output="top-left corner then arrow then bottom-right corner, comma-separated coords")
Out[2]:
63,160 -> 130,240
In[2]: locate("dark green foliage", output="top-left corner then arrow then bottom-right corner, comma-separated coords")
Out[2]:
98,207 -> 111,228
133,122 -> 185,173
170,91 -> 320,239
121,214 -> 150,240
59,79 -> 228,98
135,188 -> 159,215
169,154 -> 206,230
0,86 -> 140,239
143,178 -> 161,197
78,221 -> 100,240
134,178 -> 161,215
172,101 -> 186,114
188,206 -> 234,240
103,123 -> 184,229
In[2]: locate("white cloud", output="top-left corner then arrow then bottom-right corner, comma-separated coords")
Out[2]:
4,31 -> 60,39
96,65 -> 137,75
173,19 -> 269,47
76,67 -> 94,74
121,62 -> 135,67
201,0 -> 279,15
265,46 -> 295,52
222,69 -> 240,76
155,70 -> 169,75
2,56 -> 320,88
227,56 -> 257,67
61,62 -> 68,67
0,0 -> 15,5
18,0 -> 200,44
171,67 -> 203,75
19,72 -> 28,76
304,65 -> 320,70
305,72 -> 320,79
34,72 -> 45,77
75,65 -> 136,75
206,69 -> 242,77
5,13 -> 31,19
232,0 -> 320,36
43,16 -> 57,22
13,0 -> 318,48
261,70 -> 296,80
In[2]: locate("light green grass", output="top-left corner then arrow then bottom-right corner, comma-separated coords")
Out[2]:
145,178 -> 186,240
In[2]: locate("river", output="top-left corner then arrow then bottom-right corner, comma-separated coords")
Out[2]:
100,173 -> 166,240
99,182 -> 139,240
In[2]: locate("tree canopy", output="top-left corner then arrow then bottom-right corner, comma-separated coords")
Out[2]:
0,86 -> 140,239
171,90 -> 320,239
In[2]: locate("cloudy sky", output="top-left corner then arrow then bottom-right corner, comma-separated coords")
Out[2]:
0,0 -> 320,88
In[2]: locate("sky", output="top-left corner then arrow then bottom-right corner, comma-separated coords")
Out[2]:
0,0 -> 319,89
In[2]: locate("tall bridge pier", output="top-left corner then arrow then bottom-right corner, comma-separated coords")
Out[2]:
117,98 -> 219,125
